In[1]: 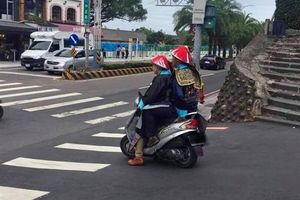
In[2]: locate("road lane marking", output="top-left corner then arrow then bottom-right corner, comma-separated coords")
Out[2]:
0,82 -> 22,87
0,93 -> 82,107
0,186 -> 49,200
55,143 -> 122,153
24,97 -> 104,112
139,86 -> 149,90
0,80 -> 5,83
201,73 -> 214,77
0,89 -> 60,99
2,157 -> 110,172
85,110 -> 135,125
92,132 -> 125,138
0,85 -> 41,93
51,101 -> 128,118
118,127 -> 125,130
207,127 -> 228,130
0,71 -> 56,79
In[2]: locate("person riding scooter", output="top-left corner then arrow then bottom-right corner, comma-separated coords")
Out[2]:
170,45 -> 204,118
128,55 -> 176,166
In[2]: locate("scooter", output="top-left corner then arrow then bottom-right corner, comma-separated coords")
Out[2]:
0,100 -> 3,119
120,94 -> 207,168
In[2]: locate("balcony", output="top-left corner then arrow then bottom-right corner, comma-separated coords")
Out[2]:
50,19 -> 81,25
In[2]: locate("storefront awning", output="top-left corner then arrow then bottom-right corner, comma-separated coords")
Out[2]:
0,20 -> 37,33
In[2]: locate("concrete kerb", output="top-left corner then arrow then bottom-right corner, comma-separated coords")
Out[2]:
61,67 -> 153,80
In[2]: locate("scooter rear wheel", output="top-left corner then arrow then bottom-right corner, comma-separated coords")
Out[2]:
175,145 -> 198,168
120,136 -> 135,158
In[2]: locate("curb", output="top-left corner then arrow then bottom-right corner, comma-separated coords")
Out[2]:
61,67 -> 153,80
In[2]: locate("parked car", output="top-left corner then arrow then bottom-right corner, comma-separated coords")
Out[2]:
200,55 -> 226,70
44,49 -> 94,74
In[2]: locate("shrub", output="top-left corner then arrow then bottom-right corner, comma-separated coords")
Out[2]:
275,0 -> 300,30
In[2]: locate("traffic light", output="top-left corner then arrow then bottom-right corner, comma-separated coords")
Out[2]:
89,11 -> 95,27
204,4 -> 216,31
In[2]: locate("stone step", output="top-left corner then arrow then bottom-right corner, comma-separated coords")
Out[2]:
261,71 -> 300,84
266,47 -> 300,53
266,51 -> 300,58
268,97 -> 300,111
271,42 -> 300,48
262,105 -> 300,122
268,81 -> 300,93
268,88 -> 300,101
260,60 -> 300,69
260,65 -> 300,75
269,56 -> 300,63
256,116 -> 300,127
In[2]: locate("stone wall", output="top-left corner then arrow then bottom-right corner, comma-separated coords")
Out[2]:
210,33 -> 270,123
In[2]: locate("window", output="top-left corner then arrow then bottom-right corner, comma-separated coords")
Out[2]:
49,41 -> 59,52
52,6 -> 62,21
29,41 -> 51,50
67,8 -> 76,22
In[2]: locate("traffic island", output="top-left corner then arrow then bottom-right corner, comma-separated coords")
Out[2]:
61,67 -> 153,80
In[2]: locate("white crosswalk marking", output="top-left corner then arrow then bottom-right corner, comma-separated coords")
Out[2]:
0,93 -> 82,107
85,110 -> 135,125
0,85 -> 41,92
0,89 -> 60,99
92,132 -> 125,138
0,82 -> 22,87
2,157 -> 110,172
24,97 -> 104,112
55,143 -> 122,153
118,127 -> 125,130
0,80 -> 5,83
51,101 -> 128,118
0,186 -> 49,200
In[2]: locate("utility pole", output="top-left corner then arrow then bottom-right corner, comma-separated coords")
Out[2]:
94,0 -> 102,66
83,0 -> 90,69
192,0 -> 207,70
19,0 -> 25,21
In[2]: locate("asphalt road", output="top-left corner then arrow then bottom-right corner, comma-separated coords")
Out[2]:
0,64 -> 299,200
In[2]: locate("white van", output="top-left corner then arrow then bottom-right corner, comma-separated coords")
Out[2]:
20,31 -> 93,70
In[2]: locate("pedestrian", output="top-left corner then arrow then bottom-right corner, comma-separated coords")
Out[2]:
116,45 -> 121,58
128,55 -> 176,166
125,47 -> 129,59
102,48 -> 107,58
121,46 -> 126,59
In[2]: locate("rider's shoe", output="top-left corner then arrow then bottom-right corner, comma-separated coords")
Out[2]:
128,157 -> 144,166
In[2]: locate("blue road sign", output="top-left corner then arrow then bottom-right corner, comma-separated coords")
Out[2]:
69,34 -> 80,46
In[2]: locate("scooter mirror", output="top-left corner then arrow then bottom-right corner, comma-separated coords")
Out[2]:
134,97 -> 140,107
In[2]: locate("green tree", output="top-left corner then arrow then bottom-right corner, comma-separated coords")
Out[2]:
92,0 -> 147,23
147,31 -> 165,44
275,0 -> 300,29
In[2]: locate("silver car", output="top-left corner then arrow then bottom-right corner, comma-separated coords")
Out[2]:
44,49 -> 94,74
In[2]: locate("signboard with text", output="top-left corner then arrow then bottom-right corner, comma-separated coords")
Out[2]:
83,0 -> 90,25
193,0 -> 207,24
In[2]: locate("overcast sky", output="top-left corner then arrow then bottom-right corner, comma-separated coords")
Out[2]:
104,0 -> 276,35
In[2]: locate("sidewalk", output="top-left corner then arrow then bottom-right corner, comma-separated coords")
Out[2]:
0,61 -> 20,69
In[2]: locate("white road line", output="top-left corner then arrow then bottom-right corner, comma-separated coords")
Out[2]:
118,127 -> 125,130
0,71 -> 56,79
0,89 -> 60,99
0,80 -> 5,83
85,110 -> 135,125
0,82 -> 22,87
51,101 -> 128,118
201,73 -> 214,77
55,143 -> 122,153
92,132 -> 125,138
138,86 -> 149,90
207,127 -> 228,130
2,157 -> 110,172
24,97 -> 104,112
0,186 -> 49,200
0,85 -> 41,92
0,93 -> 82,107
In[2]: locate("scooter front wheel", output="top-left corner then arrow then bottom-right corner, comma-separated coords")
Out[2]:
120,136 -> 135,158
175,145 -> 198,168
